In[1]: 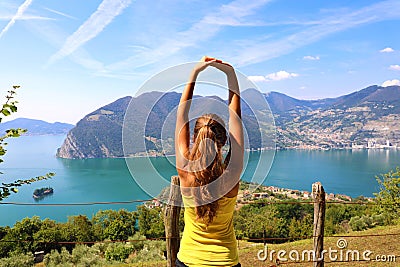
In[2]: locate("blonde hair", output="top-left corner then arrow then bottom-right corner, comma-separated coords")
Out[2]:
188,113 -> 228,225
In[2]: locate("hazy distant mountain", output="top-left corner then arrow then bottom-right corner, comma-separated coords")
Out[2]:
264,91 -> 335,113
0,118 -> 74,136
57,85 -> 400,158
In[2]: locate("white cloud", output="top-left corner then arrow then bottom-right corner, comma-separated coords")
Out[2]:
303,55 -> 320,60
48,0 -> 132,64
266,70 -> 299,81
382,79 -> 400,87
248,71 -> 299,82
389,64 -> 400,71
0,0 -> 33,39
380,47 -> 394,53
248,75 -> 267,82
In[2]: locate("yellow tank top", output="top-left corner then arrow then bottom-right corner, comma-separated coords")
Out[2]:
177,194 -> 239,266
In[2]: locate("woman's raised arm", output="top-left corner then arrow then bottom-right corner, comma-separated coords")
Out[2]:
211,61 -> 244,195
175,57 -> 216,178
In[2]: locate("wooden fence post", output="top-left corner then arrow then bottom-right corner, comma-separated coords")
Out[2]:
312,182 -> 325,267
164,176 -> 182,267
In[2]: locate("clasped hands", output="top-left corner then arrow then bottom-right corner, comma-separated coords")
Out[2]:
193,56 -> 234,75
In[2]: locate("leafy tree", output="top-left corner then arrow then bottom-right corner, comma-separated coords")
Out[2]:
287,213 -> 313,240
66,215 -> 95,243
91,209 -> 137,241
33,218 -> 64,253
374,167 -> 400,223
0,226 -> 9,240
324,204 -> 371,235
137,205 -> 165,238
0,217 -> 42,256
0,86 -> 55,200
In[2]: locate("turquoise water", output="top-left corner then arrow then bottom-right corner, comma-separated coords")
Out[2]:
0,135 -> 399,226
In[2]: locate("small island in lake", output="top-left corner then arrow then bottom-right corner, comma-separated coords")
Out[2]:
33,187 -> 54,199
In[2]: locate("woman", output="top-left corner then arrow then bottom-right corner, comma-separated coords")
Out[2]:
175,56 -> 244,267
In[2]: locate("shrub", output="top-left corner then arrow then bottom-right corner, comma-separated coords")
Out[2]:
127,232 -> 147,252
43,247 -> 73,267
71,244 -> 106,266
0,251 -> 34,267
349,214 -> 387,231
104,242 -> 134,262
43,245 -> 107,267
128,240 -> 166,263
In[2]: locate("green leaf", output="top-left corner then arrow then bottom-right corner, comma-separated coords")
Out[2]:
10,105 -> 17,112
1,109 -> 11,116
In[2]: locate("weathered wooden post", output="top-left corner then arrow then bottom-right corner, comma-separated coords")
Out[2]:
312,182 -> 325,267
164,176 -> 182,267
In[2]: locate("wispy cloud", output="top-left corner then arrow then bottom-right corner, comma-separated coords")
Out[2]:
0,15 -> 53,20
248,70 -> 299,82
105,0 -> 272,73
228,0 -> 400,67
0,0 -> 33,39
44,7 -> 77,20
380,47 -> 395,53
48,0 -> 132,64
382,79 -> 400,86
389,64 -> 400,71
303,55 -> 320,61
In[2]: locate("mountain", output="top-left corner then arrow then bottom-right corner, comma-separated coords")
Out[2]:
56,96 -> 132,158
274,85 -> 400,148
0,118 -> 74,136
57,85 -> 400,158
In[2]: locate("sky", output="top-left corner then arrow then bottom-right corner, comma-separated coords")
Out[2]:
0,0 -> 400,124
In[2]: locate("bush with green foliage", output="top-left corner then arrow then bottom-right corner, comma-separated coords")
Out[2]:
104,242 -> 134,262
128,240 -> 166,263
349,214 -> 386,231
374,167 -> 400,223
43,245 -> 107,267
0,251 -> 34,267
127,232 -> 146,252
43,247 -> 72,267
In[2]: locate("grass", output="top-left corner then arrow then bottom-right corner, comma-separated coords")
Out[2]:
238,224 -> 400,267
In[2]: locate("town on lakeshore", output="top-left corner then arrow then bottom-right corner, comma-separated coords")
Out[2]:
146,181 -> 371,209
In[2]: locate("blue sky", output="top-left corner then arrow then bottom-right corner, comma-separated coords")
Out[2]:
0,0 -> 399,124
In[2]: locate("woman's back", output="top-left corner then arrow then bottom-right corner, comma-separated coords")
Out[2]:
177,194 -> 238,266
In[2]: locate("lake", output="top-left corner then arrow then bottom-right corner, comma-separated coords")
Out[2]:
0,135 -> 399,226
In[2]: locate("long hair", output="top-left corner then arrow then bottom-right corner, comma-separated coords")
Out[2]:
188,113 -> 228,225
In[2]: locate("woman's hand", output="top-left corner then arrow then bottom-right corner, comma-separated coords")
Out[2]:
192,56 -> 218,75
210,59 -> 234,75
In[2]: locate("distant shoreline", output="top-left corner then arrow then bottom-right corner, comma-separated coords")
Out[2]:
61,146 -> 399,160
